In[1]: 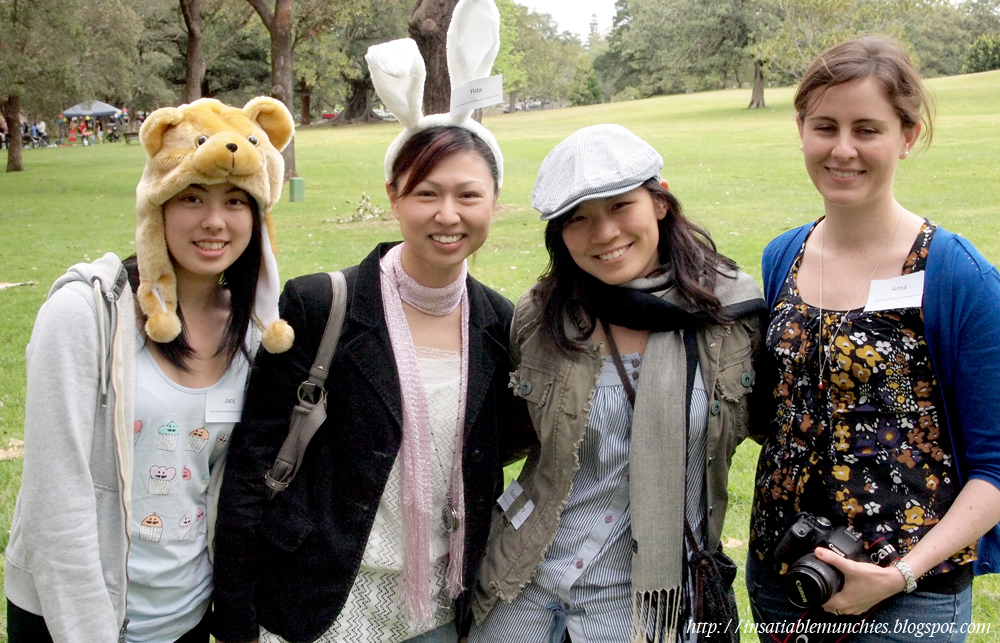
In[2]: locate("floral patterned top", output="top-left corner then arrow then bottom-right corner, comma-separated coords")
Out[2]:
750,220 -> 976,582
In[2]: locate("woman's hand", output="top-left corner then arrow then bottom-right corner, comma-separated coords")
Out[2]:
814,547 -> 907,615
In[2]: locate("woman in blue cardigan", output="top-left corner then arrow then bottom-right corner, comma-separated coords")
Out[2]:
747,36 -> 1000,642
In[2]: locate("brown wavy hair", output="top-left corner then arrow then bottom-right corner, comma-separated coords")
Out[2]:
795,35 -> 934,148
533,178 -> 737,354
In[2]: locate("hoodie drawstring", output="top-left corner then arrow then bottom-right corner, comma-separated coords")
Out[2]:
93,278 -> 108,398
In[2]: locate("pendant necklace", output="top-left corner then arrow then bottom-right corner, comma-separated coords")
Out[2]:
817,209 -> 904,392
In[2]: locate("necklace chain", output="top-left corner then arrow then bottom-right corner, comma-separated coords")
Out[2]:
817,210 -> 904,391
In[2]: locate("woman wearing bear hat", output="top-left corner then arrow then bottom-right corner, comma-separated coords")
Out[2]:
470,124 -> 768,643
4,96 -> 295,643
211,2 -> 531,643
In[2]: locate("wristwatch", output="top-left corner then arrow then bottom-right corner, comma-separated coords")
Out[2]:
891,559 -> 918,593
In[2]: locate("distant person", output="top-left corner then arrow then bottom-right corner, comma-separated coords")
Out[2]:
68,120 -> 78,145
747,35 -> 1000,642
96,120 -> 104,144
4,97 -> 295,643
471,124 -> 766,642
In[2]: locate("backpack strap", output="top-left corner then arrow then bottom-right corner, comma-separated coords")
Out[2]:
264,271 -> 348,497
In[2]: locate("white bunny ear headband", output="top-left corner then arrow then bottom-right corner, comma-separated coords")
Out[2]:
365,0 -> 505,187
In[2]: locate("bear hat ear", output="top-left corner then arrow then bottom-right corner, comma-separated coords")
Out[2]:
243,97 -> 294,152
139,107 -> 185,157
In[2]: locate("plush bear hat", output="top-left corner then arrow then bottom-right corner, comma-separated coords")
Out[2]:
134,96 -> 294,353
365,0 -> 504,187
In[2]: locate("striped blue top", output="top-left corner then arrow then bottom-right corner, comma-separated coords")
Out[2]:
470,348 -> 708,643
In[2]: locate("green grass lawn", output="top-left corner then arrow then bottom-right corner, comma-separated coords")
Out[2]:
2,69 -> 1000,641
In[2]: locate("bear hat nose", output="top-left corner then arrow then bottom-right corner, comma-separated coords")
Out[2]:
226,143 -> 238,152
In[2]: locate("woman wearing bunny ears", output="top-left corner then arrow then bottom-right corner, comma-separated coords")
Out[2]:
211,2 -> 532,643
4,97 -> 295,643
470,125 -> 768,643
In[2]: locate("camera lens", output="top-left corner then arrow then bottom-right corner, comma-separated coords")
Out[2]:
783,553 -> 844,608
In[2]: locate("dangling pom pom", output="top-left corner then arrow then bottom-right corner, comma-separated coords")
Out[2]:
262,319 -> 294,353
145,311 -> 182,343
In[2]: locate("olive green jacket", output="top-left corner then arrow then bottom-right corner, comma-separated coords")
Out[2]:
472,271 -> 767,622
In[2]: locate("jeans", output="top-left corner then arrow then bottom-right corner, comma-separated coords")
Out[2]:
6,599 -> 211,643
406,621 -> 459,643
745,553 -> 973,643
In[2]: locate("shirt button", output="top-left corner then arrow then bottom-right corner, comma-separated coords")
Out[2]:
631,371 -> 639,380
519,380 -> 532,395
709,342 -> 716,348
710,400 -> 721,415
631,358 -> 640,367
576,559 -> 583,569
564,602 -> 571,609
605,515 -> 613,523
741,372 -> 754,387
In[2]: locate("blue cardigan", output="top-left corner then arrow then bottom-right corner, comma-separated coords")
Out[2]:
762,223 -> 1000,576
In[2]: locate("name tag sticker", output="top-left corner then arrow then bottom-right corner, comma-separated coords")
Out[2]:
497,479 -> 524,512
205,389 -> 244,424
450,74 -> 504,115
511,499 -> 534,531
864,271 -> 925,312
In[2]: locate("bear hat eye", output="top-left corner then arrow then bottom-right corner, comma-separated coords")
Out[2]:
196,135 -> 208,146
247,135 -> 259,145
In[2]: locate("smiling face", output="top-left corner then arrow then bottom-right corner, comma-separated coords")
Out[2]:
388,150 -> 496,287
162,182 -> 254,281
560,185 -> 666,285
797,76 -> 920,215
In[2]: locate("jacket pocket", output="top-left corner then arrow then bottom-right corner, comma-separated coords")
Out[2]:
511,359 -> 557,426
259,496 -> 315,552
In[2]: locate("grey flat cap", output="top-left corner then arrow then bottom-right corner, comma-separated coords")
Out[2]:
533,124 -> 664,221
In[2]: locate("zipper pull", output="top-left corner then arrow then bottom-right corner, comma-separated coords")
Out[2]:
118,617 -> 129,643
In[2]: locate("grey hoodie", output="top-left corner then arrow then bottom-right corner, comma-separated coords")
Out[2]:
5,253 -> 136,642
5,252 -> 255,642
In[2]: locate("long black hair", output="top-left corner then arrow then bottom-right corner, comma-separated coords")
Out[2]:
533,178 -> 737,355
124,196 -> 262,371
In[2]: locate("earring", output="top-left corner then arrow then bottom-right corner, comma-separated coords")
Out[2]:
901,149 -> 909,159
799,145 -> 804,151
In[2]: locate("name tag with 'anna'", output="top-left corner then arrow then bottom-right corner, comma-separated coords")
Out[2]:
864,271 -> 925,312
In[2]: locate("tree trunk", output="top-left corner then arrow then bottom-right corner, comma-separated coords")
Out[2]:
181,0 -> 206,103
409,0 -> 458,116
247,0 -> 297,178
299,76 -> 312,125
272,0 -> 295,177
508,92 -> 516,114
331,75 -> 380,125
748,60 -> 766,109
3,95 -> 24,172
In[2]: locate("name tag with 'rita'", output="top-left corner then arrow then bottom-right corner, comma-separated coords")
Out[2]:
450,75 -> 504,116
864,271 -> 925,312
205,389 -> 244,424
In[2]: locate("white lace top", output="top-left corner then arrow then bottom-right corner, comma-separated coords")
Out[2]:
261,346 -> 461,643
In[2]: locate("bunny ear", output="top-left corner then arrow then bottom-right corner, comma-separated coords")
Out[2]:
366,38 -> 426,131
447,0 -> 501,91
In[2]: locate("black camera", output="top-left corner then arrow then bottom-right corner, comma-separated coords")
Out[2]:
773,512 -> 899,609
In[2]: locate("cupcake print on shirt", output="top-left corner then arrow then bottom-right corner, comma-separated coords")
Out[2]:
178,511 -> 193,541
148,465 -> 176,495
182,467 -> 192,486
213,432 -> 231,454
157,421 -> 180,451
186,428 -> 210,452
139,514 -> 163,542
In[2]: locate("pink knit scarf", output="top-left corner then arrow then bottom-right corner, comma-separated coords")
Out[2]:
379,243 -> 469,626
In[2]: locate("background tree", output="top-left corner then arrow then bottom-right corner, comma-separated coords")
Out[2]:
1,0 -> 141,171
965,32 -> 1000,71
295,0 -> 409,125
409,0 -> 460,115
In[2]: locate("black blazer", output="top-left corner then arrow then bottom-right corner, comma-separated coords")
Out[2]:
212,243 -> 533,643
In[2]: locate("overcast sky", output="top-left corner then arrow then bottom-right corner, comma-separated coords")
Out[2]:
514,0 -> 618,40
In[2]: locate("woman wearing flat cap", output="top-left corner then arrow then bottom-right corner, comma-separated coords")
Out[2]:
470,124 -> 768,643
